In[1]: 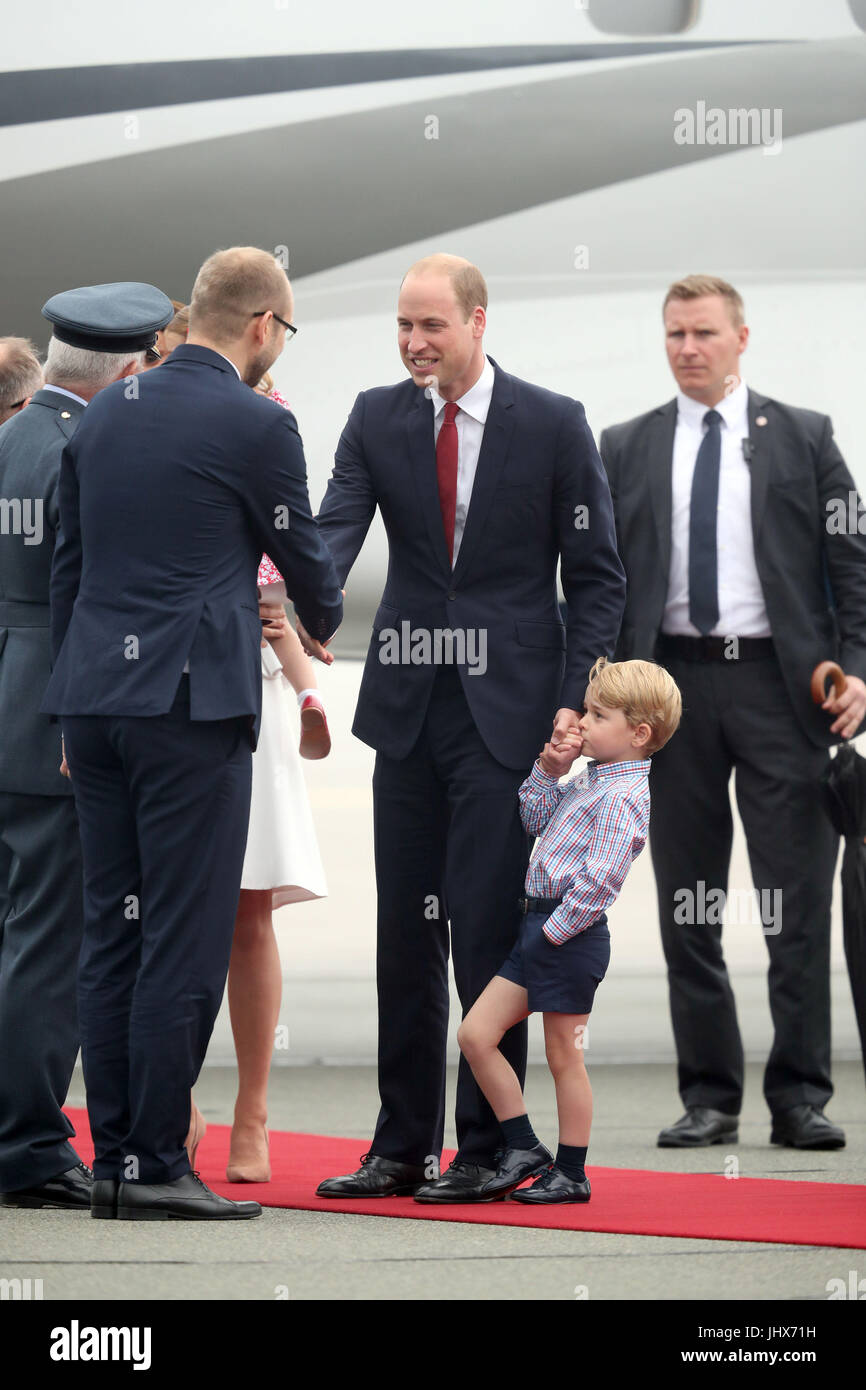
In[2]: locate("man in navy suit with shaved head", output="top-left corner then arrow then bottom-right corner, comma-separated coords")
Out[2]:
42,250 -> 342,1221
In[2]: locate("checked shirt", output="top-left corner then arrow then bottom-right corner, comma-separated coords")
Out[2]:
519,757 -> 651,944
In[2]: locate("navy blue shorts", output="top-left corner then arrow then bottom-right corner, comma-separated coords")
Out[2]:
497,908 -> 610,1014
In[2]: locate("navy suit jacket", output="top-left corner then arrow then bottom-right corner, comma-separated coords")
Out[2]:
317,358 -> 626,769
599,389 -> 866,748
41,346 -> 343,747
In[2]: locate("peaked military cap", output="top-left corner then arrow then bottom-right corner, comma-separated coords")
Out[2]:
41,282 -> 174,353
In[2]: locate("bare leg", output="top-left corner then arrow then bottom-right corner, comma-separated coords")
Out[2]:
184,1096 -> 206,1169
267,624 -> 318,696
266,625 -> 329,758
457,976 -> 531,1120
226,888 -> 280,1180
543,1012 -> 592,1147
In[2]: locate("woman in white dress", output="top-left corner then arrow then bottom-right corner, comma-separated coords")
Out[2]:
186,384 -> 331,1183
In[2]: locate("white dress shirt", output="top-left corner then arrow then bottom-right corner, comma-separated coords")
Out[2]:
662,379 -> 771,638
429,356 -> 495,567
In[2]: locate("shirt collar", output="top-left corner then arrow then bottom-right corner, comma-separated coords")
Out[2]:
43,384 -> 88,408
430,356 -> 494,425
212,350 -> 241,380
589,759 -> 651,780
676,377 -> 748,430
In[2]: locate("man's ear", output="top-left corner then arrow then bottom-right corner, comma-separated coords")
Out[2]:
250,312 -> 272,348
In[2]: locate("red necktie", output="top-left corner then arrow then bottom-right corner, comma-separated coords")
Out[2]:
436,401 -> 459,562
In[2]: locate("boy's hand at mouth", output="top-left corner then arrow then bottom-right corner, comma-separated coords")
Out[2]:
551,725 -> 584,755
538,733 -> 583,778
562,727 -> 585,757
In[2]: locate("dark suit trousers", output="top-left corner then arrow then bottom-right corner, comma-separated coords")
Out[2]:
649,649 -> 838,1115
371,665 -> 530,1167
0,793 -> 84,1189
62,678 -> 251,1184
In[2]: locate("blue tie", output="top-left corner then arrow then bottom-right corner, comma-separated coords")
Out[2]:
688,408 -> 722,635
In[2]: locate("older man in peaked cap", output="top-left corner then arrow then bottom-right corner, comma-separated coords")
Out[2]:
0,282 -> 172,1211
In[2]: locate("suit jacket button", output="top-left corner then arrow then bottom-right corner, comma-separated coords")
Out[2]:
447,591 -> 456,600
61,411 -> 71,418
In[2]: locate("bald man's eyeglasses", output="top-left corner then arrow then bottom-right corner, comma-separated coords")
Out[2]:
252,310 -> 297,340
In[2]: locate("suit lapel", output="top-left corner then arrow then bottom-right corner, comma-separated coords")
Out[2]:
746,389 -> 772,543
451,364 -> 514,585
646,400 -> 676,581
407,390 -> 452,578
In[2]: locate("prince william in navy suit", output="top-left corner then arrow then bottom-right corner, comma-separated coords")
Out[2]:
313,255 -> 625,1202
42,249 -> 342,1220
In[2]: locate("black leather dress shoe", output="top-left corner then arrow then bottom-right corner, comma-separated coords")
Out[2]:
478,1144 -> 554,1199
316,1153 -> 427,1198
91,1179 -> 118,1220
770,1105 -> 845,1150
511,1165 -> 591,1204
117,1172 -> 261,1220
0,1162 -> 92,1210
413,1159 -> 498,1203
657,1107 -> 739,1148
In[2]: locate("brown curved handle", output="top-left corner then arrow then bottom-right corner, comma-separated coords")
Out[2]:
811,660 -> 847,705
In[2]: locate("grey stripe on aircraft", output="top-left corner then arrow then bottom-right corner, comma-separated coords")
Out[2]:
2,39 -> 862,348
0,43 -> 760,128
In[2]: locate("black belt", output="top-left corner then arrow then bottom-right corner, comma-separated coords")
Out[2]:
518,895 -> 562,915
656,634 -> 775,663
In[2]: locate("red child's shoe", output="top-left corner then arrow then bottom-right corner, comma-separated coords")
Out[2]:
299,693 -> 331,760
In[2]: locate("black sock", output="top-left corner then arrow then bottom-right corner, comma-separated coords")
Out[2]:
500,1114 -> 540,1150
556,1144 -> 588,1182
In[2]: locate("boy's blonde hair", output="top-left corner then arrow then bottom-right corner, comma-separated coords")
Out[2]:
587,657 -> 682,755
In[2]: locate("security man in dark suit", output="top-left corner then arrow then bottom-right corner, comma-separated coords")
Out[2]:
313,254 -> 625,1202
0,282 -> 173,1210
599,274 -> 866,1150
41,249 -> 343,1220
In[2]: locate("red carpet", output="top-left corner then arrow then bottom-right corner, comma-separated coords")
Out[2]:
64,1108 -> 865,1248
